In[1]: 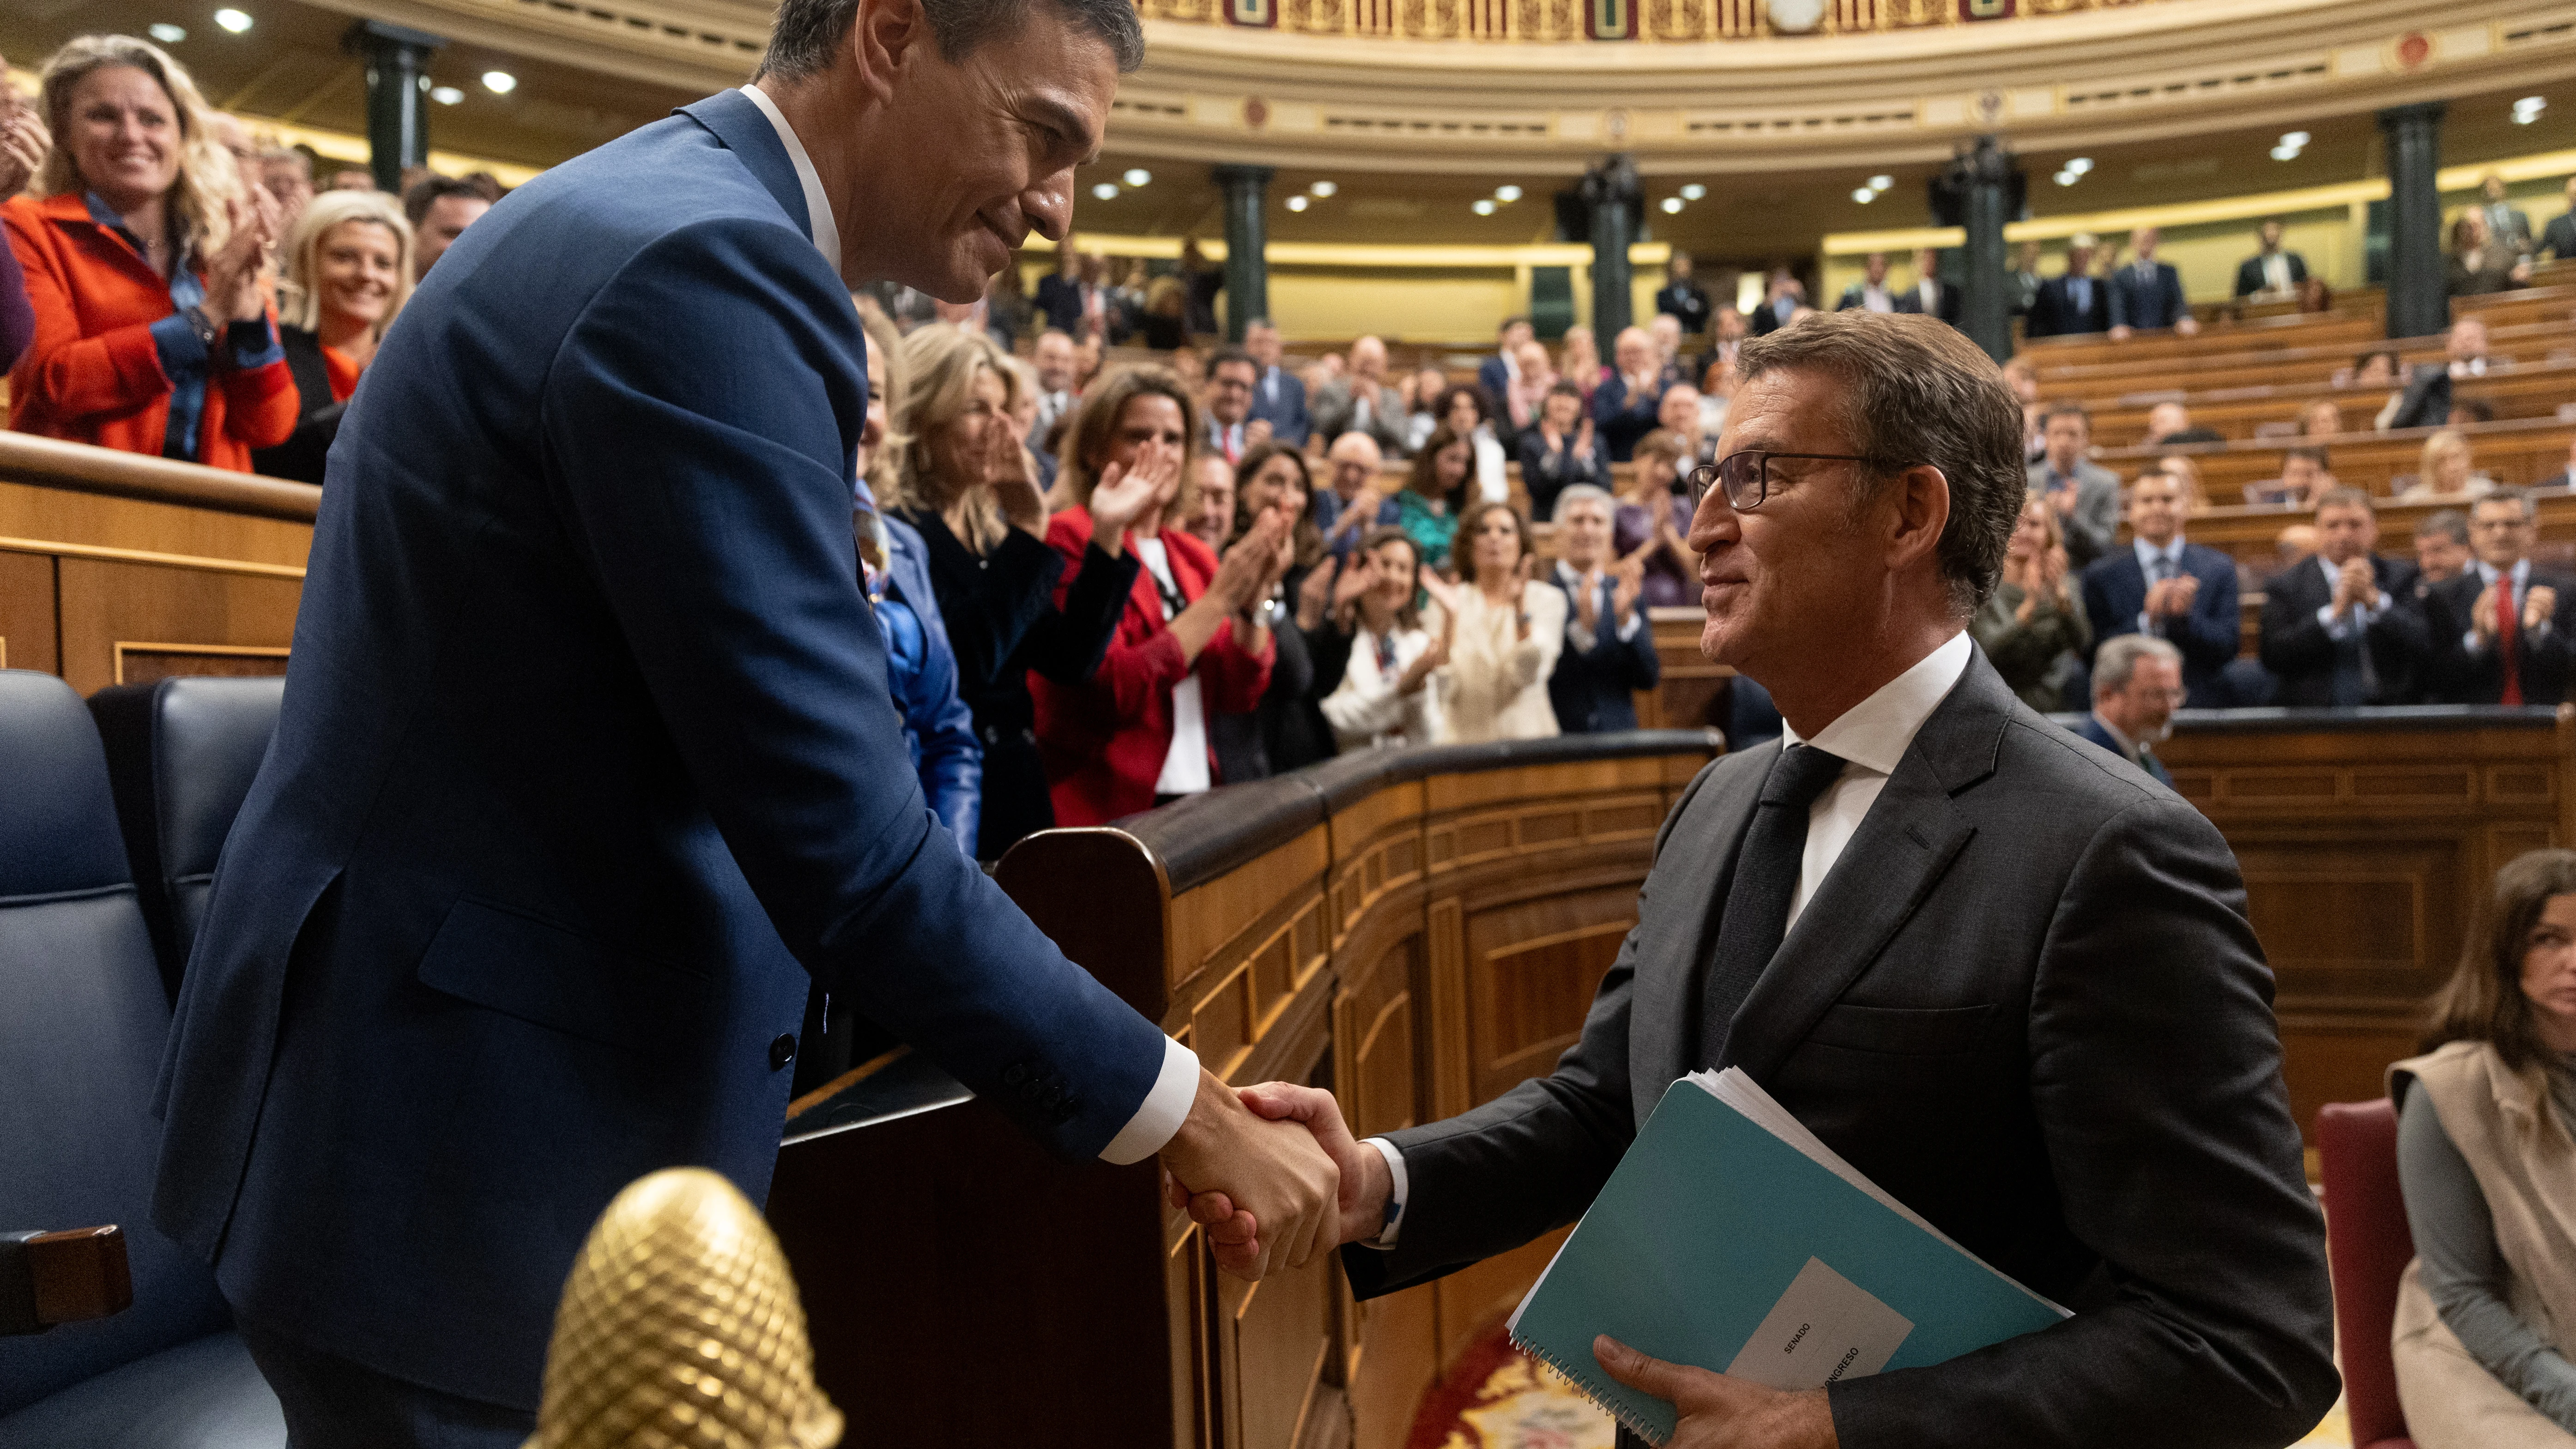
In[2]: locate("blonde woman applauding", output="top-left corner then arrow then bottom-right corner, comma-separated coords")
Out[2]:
1427,501 -> 1565,743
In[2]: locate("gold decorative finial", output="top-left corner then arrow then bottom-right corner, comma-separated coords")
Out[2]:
525,1168 -> 842,1449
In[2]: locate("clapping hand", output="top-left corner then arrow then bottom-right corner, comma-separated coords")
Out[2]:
0,63 -> 48,199
1610,555 -> 1644,622
2333,558 -> 2376,616
204,191 -> 281,326
1085,439 -> 1175,548
1574,564 -> 1603,634
1245,417 -> 1274,451
2473,582 -> 2503,643
1591,1338 -> 1839,1449
2528,584 -> 2558,633
1212,506 -> 1292,613
1511,556 -> 1536,641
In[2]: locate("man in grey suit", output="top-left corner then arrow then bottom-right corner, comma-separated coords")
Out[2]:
2026,400 -> 2121,567
1182,311 -> 2337,1449
1312,333 -> 1409,459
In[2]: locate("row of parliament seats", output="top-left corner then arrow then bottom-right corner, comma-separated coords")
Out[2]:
0,670 -> 288,1446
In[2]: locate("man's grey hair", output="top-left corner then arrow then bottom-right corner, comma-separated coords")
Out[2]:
2416,508 -> 2470,545
1552,484 -> 1614,525
1733,310 -> 2026,618
2093,634 -> 2182,700
760,0 -> 1144,80
2475,485 -> 2537,522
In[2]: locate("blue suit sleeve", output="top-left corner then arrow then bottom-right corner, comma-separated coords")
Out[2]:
538,218 -> 1167,1158
2177,556 -> 2242,673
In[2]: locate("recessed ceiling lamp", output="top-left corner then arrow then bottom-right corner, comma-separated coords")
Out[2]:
2514,96 -> 2546,124
1659,196 -> 1685,213
1473,199 -> 1498,215
1122,168 -> 1150,187
1309,180 -> 1336,198
1679,182 -> 1706,201
1494,184 -> 1523,203
2064,157 -> 2093,175
212,8 -> 252,32
481,70 -> 516,93
430,85 -> 464,105
1850,187 -> 1875,204
1090,182 -> 1118,200
1867,174 -> 1893,192
1285,194 -> 1309,211
148,22 -> 187,42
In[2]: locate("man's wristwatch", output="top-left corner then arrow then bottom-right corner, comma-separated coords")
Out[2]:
183,305 -> 219,350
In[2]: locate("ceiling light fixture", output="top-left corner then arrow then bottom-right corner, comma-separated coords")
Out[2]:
148,22 -> 187,42
1660,196 -> 1685,214
2053,171 -> 2078,187
1474,199 -> 1498,215
2514,96 -> 2546,123
430,85 -> 464,105
481,70 -> 516,93
1285,194 -> 1309,211
2064,157 -> 2093,175
213,8 -> 253,32
1090,182 -> 1118,200
1309,180 -> 1336,198
2270,144 -> 2300,162
2279,131 -> 2310,149
1122,168 -> 1150,187
1495,184 -> 1523,203
1679,182 -> 1706,201
1851,187 -> 1876,203
1867,174 -> 1893,192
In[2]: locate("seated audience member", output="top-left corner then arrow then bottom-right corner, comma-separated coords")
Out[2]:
1137,274 -> 1188,350
2297,275 -> 2336,314
1425,502 -> 1563,743
2247,447 -> 2335,508
1394,423 -> 1475,573
1313,334 -> 1409,459
2082,467 -> 2242,708
402,172 -> 493,279
2387,319 -> 2494,430
1242,318 -> 1310,447
2027,401 -> 2121,565
2544,176 -> 2576,260
998,353 -> 1054,489
325,166 -> 372,192
2235,218 -> 2310,297
2390,847 -> 2576,1449
1657,380 -> 1718,467
1320,527 -> 1446,750
1703,304 -> 1748,369
1032,239 -> 1082,335
1401,364 -> 1446,453
2109,226 -> 2198,338
252,188 -> 412,483
1185,452 -> 1234,554
1544,484 -> 1658,733
1200,344 -> 1266,465
849,298 -> 978,856
888,325 -> 1147,860
2027,233 -> 2110,338
1516,379 -> 1608,523
2417,509 -> 2474,587
2161,451 -> 2213,513
1697,357 -> 1736,436
1907,247 -> 1959,326
1590,325 -> 1666,462
1316,430 -> 1399,557
2279,523 -> 2320,567
980,261 -> 1031,350
1647,314 -> 1687,389
2352,348 -> 2404,389
2072,634 -> 2185,785
2302,399 -> 2346,438
1071,331 -> 1104,390
256,145 -> 314,235
2449,210 -> 2533,298
10,35 -> 294,471
1502,337 -> 1556,435
1435,382 -> 1509,503
1746,265 -> 1803,334
2400,429 -> 2491,501
2429,488 -> 2576,706
1026,327 -> 1077,445
1477,314 -> 1534,408
2147,400 -> 2223,447
1035,366 -> 1285,825
1654,250 -> 1711,335
1618,429 -> 1699,609
1836,251 -> 1899,313
2476,172 -> 2537,255
2259,489 -> 2432,706
2000,357 -> 2043,455
1971,491 -> 2092,712
1557,324 -> 1604,398
2540,437 -> 2576,492
1214,442 -> 1344,782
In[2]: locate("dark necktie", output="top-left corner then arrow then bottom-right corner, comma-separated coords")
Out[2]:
2150,555 -> 2177,637
2499,575 -> 2524,706
1698,744 -> 1849,1069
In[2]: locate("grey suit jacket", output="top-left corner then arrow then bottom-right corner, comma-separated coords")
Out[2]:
2026,458 -> 2123,567
1312,379 -> 1409,458
1344,651 -> 2338,1449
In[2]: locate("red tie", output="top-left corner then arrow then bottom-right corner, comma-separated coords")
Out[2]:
1224,427 -> 1240,464
2499,578 -> 2523,706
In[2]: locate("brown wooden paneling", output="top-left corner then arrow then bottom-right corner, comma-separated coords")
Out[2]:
0,548 -> 54,675
1467,903 -> 1632,1106
0,477 -> 312,568
54,557 -> 300,696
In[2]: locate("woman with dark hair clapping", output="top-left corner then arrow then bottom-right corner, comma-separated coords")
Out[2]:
1212,441 -> 1354,781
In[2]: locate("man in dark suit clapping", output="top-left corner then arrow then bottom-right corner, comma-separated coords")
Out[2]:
1242,317 -> 1311,448
2258,489 -> 2432,705
1543,485 -> 1660,733
1180,311 -> 2336,1449
2429,488 -> 2576,705
2081,468 -> 2243,707
2024,234 -> 2109,338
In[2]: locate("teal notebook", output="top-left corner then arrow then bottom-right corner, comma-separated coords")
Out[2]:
1506,1068 -> 2069,1445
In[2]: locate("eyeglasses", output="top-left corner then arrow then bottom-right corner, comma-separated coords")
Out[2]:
1686,450 -> 1888,510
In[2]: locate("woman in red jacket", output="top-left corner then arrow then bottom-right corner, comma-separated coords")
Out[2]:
6,35 -> 293,471
1034,366 -> 1296,824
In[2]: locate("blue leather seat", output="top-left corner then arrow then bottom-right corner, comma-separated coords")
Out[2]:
0,670 -> 283,1448
89,678 -> 286,998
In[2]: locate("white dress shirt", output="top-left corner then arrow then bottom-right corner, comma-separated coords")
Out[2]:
1135,537 -> 1212,797
1361,632 -> 1973,1241
2463,557 -> 2540,654
2133,535 -> 2189,637
745,83 -> 1196,1166
2315,553 -> 2387,638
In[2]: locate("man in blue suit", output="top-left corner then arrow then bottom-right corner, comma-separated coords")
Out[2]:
1476,315 -> 1532,409
2071,635 -> 2184,786
2081,468 -> 2242,707
150,0 -> 1335,1440
1244,316 -> 1310,447
2023,235 -> 2109,339
2107,226 -> 2199,340
1542,486 -> 1662,733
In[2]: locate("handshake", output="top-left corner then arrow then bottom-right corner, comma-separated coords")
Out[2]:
1158,1072 -> 1384,1281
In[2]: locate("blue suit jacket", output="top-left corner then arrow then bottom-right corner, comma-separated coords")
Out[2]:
2070,714 -> 2172,786
1247,363 -> 1310,447
1543,571 -> 1660,734
1475,355 -> 1512,409
150,90 -> 1169,1408
2081,542 -> 2243,708
2108,262 -> 2189,332
875,509 -> 980,854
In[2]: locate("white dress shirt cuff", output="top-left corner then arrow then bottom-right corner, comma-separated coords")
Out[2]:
1359,1137 -> 1410,1249
1615,611 -> 1644,643
1098,1035 -> 1201,1165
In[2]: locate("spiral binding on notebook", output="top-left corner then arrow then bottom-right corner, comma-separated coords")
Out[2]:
1506,1325 -> 1669,1446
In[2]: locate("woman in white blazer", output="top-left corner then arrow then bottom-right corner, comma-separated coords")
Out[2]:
1320,527 -> 1448,751
1429,502 -> 1566,743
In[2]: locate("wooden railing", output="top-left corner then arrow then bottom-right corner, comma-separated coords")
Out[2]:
1137,0 -> 2177,43
767,730 -> 1725,1449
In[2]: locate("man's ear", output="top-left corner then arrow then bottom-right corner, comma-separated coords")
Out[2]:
1887,463 -> 1951,571
847,0 -> 926,109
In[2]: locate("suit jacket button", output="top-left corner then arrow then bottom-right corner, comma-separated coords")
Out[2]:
769,1033 -> 797,1070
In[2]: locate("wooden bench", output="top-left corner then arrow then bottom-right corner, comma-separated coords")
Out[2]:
2021,311 -> 2382,374
2100,416 -> 2576,497
2089,359 -> 2576,449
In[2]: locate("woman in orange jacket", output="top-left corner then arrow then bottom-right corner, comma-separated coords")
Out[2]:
5,35 -> 293,471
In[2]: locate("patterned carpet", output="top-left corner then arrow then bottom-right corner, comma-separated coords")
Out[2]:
1406,1322 -> 2356,1449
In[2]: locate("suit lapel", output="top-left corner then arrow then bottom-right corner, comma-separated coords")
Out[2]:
1718,656 -> 2012,1085
1629,741 -> 1770,1114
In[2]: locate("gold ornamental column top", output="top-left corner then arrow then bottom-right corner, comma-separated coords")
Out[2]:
526,1168 -> 843,1449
